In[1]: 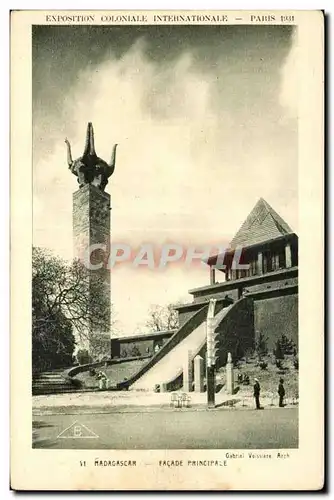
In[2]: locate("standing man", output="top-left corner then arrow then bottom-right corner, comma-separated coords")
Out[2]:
254,378 -> 261,409
278,378 -> 285,407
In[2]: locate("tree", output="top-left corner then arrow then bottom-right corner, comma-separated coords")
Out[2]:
32,305 -> 75,373
32,247 -> 115,369
145,303 -> 179,332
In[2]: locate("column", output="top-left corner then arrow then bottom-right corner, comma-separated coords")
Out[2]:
257,251 -> 263,275
183,350 -> 193,392
194,355 -> 204,392
207,364 -> 215,408
210,266 -> 216,285
285,243 -> 292,268
225,352 -> 234,395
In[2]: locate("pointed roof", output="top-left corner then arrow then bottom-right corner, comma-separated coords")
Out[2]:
229,198 -> 293,248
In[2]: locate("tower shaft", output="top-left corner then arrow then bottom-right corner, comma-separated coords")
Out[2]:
73,183 -> 111,357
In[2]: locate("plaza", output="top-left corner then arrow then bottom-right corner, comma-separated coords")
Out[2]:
33,406 -> 298,450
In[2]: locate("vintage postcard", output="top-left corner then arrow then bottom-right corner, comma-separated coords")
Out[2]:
11,10 -> 324,490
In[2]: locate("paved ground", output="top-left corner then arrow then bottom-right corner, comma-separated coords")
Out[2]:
33,407 -> 298,450
32,389 -> 298,414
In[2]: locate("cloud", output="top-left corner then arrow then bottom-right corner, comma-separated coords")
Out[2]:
33,38 -> 298,333
279,30 -> 299,119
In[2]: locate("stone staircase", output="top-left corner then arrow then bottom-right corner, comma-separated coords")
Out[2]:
32,370 -> 79,395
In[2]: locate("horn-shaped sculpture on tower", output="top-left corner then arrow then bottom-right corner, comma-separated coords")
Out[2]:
65,122 -> 118,191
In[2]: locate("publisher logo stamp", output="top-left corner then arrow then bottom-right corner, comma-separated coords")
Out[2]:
57,421 -> 99,439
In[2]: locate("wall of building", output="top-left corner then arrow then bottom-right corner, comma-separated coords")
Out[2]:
214,297 -> 255,367
246,276 -> 298,295
119,340 -> 153,358
178,309 -> 198,328
254,294 -> 298,351
111,333 -> 173,359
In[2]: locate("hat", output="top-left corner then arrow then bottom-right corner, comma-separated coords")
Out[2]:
254,378 -> 259,382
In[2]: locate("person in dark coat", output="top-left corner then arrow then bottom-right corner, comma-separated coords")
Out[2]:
278,378 -> 285,407
253,378 -> 261,409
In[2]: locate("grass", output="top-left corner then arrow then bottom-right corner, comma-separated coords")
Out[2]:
75,359 -> 148,389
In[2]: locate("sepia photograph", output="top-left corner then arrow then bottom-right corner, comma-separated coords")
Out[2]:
31,21 -> 299,450
10,10 -> 324,490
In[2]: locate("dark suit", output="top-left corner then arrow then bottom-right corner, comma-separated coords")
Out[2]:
253,381 -> 261,409
278,382 -> 285,407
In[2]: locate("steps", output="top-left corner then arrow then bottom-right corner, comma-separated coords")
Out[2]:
32,370 -> 79,395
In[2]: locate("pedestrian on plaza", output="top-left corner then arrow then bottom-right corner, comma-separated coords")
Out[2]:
253,378 -> 261,409
278,378 -> 285,407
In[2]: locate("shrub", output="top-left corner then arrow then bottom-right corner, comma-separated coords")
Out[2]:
278,334 -> 296,355
274,340 -> 284,361
259,361 -> 268,370
276,359 -> 283,370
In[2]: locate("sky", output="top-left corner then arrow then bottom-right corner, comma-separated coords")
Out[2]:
32,24 -> 298,335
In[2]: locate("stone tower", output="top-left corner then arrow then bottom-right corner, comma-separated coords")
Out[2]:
66,123 -> 117,358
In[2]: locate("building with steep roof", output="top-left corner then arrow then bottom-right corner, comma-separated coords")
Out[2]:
109,198 -> 298,390
175,198 -> 298,352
